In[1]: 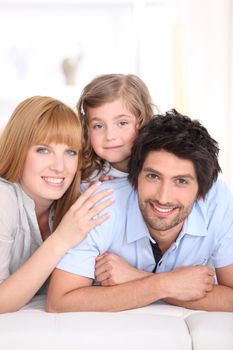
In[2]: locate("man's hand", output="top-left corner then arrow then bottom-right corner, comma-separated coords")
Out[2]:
163,265 -> 215,301
95,253 -> 151,286
164,264 -> 233,311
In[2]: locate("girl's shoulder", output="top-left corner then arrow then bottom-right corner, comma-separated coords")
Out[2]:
104,166 -> 128,178
81,163 -> 128,192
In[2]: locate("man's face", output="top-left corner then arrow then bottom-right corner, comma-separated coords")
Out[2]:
137,149 -> 199,240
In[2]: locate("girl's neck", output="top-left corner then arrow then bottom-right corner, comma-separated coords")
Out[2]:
110,158 -> 129,173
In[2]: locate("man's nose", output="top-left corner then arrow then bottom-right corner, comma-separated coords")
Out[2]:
156,183 -> 172,204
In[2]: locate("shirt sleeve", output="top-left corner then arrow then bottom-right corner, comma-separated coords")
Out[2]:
210,181 -> 233,268
57,178 -> 130,279
0,186 -> 18,283
57,235 -> 100,279
57,210 -> 116,279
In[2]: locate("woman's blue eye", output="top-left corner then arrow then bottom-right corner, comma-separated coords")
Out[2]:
36,147 -> 49,154
66,149 -> 77,156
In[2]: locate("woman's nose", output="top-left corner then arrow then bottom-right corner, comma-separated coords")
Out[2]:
49,155 -> 65,172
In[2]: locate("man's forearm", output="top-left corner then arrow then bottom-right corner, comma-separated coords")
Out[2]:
47,274 -> 168,312
165,285 -> 233,312
47,265 -> 214,312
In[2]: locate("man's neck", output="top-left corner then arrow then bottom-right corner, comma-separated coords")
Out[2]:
149,222 -> 184,254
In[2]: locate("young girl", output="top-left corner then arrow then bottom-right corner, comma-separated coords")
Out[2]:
0,96 -> 113,313
77,74 -> 157,189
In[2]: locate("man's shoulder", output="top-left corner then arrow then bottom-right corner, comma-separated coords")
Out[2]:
95,179 -> 134,223
97,178 -> 133,198
204,179 -> 233,204
195,179 -> 233,223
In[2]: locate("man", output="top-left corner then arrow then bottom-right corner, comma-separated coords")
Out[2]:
47,110 -> 233,312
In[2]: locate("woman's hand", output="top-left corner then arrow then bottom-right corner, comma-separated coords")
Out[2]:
54,181 -> 114,249
95,252 -> 152,286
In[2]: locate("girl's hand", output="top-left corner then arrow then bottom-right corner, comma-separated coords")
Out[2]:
99,175 -> 116,182
88,175 -> 116,187
54,181 -> 114,249
95,252 -> 152,286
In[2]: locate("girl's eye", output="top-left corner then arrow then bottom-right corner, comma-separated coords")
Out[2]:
65,149 -> 77,156
36,147 -> 49,154
92,124 -> 103,129
119,120 -> 128,126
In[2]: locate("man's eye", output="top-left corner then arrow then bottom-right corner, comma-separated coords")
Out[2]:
176,178 -> 188,185
146,173 -> 159,180
36,147 -> 49,154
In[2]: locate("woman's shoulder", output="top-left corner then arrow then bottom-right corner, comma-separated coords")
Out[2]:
0,178 -> 21,207
0,179 -> 21,240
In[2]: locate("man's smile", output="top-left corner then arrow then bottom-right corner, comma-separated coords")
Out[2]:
149,201 -> 179,217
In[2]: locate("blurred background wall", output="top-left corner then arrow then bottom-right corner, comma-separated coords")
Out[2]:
0,0 -> 232,189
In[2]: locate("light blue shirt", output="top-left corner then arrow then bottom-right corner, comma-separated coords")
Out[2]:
57,178 -> 233,279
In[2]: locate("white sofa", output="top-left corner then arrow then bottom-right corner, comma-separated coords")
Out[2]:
1,295 -> 233,350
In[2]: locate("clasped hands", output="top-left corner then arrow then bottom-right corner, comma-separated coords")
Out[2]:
95,252 -> 215,303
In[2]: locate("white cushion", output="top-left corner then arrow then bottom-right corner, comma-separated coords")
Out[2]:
185,311 -> 233,350
1,295 -> 233,350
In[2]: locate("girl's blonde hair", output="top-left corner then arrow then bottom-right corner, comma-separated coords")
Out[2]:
0,96 -> 82,229
76,74 -> 156,180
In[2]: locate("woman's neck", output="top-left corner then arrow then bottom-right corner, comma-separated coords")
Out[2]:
36,206 -> 51,241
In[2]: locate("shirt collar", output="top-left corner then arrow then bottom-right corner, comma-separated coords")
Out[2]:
126,192 -> 208,244
20,187 -> 36,210
126,191 -> 151,243
175,199 -> 208,244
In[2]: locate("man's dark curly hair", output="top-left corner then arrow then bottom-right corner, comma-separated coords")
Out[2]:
128,109 -> 221,197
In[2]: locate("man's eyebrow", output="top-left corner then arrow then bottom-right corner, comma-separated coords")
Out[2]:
173,174 -> 196,181
143,167 -> 196,180
143,167 -> 161,175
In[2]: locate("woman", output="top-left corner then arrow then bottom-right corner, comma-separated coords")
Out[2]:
0,96 -> 113,313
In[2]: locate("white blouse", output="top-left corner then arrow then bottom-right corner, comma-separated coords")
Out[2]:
0,178 -> 52,292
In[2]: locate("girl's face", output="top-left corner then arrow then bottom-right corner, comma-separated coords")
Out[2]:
88,98 -> 138,172
20,143 -> 78,212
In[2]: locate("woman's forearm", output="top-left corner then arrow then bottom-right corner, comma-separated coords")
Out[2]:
0,234 -> 67,313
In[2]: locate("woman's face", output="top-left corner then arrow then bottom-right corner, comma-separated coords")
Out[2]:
20,142 -> 79,210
